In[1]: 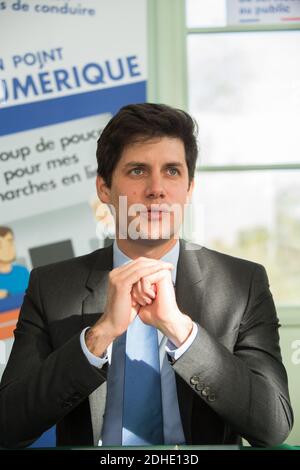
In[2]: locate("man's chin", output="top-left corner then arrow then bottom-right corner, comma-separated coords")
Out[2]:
130,231 -> 178,245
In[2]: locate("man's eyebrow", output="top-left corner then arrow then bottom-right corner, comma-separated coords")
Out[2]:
164,162 -> 185,167
123,161 -> 185,169
123,162 -> 148,168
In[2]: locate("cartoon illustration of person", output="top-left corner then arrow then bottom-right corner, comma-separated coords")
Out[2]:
0,226 -> 29,301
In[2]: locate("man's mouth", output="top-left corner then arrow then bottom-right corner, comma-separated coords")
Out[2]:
147,211 -> 162,220
145,205 -> 170,213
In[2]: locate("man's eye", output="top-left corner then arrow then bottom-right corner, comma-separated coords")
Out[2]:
130,168 -> 144,176
167,168 -> 179,176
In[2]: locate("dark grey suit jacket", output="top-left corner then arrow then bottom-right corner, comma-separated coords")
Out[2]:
0,239 -> 293,448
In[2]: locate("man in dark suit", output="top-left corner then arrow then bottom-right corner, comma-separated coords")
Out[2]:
0,104 -> 293,448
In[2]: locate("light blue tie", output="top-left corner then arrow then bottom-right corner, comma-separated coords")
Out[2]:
122,314 -> 164,445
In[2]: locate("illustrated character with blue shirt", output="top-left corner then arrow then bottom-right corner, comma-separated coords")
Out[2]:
0,226 -> 29,308
0,104 -> 293,448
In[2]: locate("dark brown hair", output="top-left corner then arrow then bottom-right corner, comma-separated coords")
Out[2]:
96,103 -> 198,188
0,226 -> 13,238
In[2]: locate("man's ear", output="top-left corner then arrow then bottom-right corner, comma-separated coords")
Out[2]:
186,178 -> 194,203
96,175 -> 111,204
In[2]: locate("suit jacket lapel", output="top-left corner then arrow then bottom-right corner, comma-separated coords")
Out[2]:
82,243 -> 113,326
176,239 -> 204,323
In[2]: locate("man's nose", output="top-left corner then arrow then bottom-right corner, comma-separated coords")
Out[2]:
144,174 -> 166,199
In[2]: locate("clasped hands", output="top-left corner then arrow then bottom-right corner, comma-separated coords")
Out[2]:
101,257 -> 194,348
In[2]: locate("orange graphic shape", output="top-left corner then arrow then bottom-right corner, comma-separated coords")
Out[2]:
0,309 -> 20,339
